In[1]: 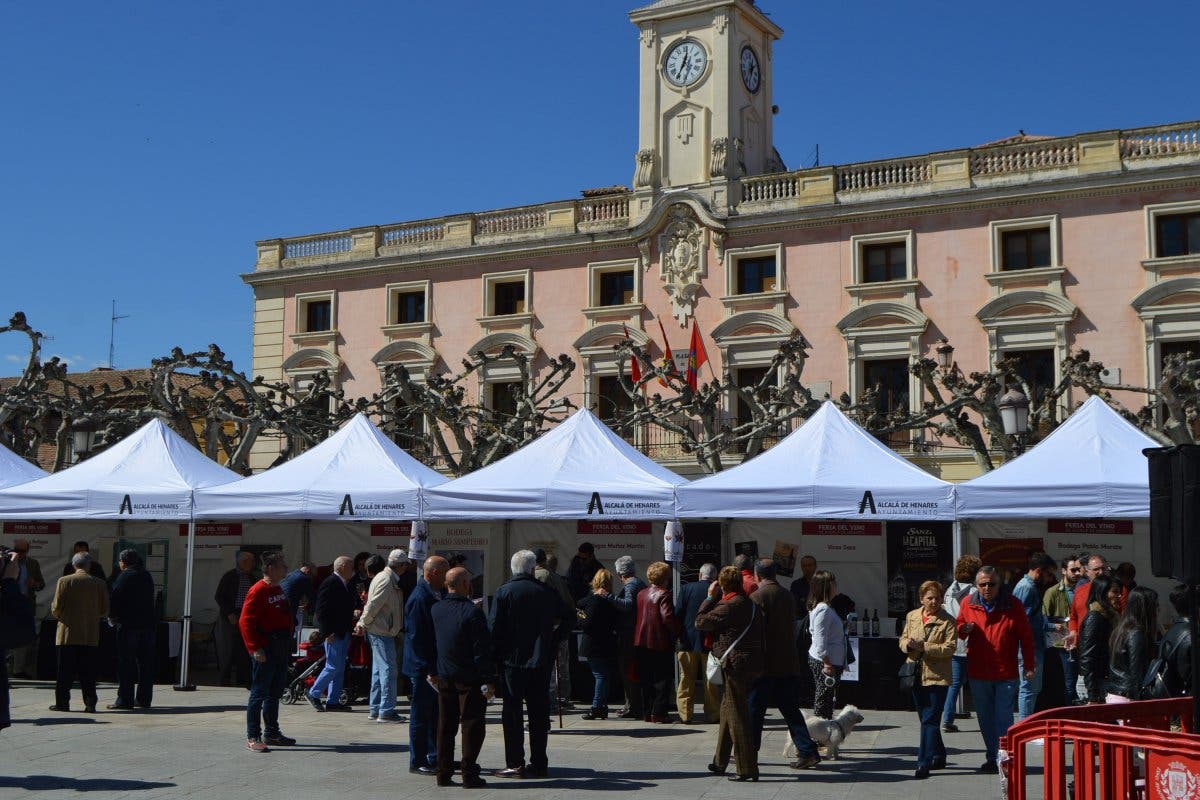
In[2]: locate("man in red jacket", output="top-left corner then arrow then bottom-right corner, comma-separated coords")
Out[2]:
239,551 -> 297,753
957,565 -> 1035,775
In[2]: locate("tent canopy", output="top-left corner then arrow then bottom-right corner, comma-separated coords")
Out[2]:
675,401 -> 956,520
424,408 -> 686,520
955,395 -> 1159,519
194,413 -> 447,520
0,418 -> 240,519
0,442 -> 47,489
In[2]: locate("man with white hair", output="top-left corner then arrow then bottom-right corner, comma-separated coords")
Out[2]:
49,551 -> 108,712
356,550 -> 410,723
674,563 -> 719,724
489,550 -> 572,779
612,555 -> 646,719
307,555 -> 356,712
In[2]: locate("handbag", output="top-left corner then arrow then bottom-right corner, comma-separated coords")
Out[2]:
898,617 -> 931,692
706,602 -> 757,687
1141,636 -> 1179,700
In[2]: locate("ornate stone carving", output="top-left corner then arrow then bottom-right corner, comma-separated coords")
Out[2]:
634,148 -> 657,188
658,206 -> 707,325
637,238 -> 652,272
675,114 -> 695,144
640,27 -> 655,48
714,12 -> 728,34
710,137 -> 745,178
712,231 -> 726,260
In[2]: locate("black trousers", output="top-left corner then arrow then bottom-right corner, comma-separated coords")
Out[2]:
56,645 -> 99,709
436,678 -> 486,779
635,647 -> 673,718
115,626 -> 156,707
500,665 -> 551,771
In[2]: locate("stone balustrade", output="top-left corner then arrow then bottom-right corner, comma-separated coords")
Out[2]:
255,121 -> 1200,272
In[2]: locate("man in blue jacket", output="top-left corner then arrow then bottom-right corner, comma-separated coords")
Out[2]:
404,555 -> 448,775
674,563 -> 719,724
107,549 -> 158,710
613,555 -> 646,719
489,550 -> 572,779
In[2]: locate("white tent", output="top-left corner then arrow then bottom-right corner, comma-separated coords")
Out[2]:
675,401 -> 956,520
424,408 -> 686,520
955,395 -> 1158,519
0,418 -> 239,519
0,442 -> 47,489
194,413 -> 447,520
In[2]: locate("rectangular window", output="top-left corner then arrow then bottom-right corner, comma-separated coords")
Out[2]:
862,358 -> 910,448
1003,348 -> 1055,405
393,291 -> 425,324
731,366 -> 778,452
598,270 -> 635,307
862,243 -> 907,283
595,375 -> 632,423
304,299 -> 332,332
492,281 -> 526,316
1001,228 -> 1052,271
1159,341 -> 1200,436
1156,212 -> 1200,258
736,256 -> 777,295
489,381 -> 522,420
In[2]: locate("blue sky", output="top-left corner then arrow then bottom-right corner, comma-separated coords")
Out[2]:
0,1 -> 1194,377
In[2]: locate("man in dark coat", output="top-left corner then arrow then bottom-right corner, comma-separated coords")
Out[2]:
489,549 -> 572,779
279,560 -> 316,622
789,555 -> 817,616
748,559 -> 820,769
431,567 -> 495,788
566,542 -> 600,600
62,541 -> 106,580
307,556 -> 355,711
107,549 -> 158,710
404,555 -> 449,775
674,563 -> 719,724
214,550 -> 256,686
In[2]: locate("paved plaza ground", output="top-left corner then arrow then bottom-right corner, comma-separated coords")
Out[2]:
1,681 -> 1025,800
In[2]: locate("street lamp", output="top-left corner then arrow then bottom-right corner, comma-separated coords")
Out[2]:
996,385 -> 1030,455
934,338 -> 955,371
71,418 -> 97,462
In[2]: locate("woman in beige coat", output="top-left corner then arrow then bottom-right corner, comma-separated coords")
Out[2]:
899,580 -> 957,779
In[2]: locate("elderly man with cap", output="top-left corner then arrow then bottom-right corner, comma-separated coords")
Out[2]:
356,549 -> 410,723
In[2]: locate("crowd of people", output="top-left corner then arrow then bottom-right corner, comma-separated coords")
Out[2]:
1,537 -> 1196,788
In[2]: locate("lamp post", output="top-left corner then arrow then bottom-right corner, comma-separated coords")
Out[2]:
996,385 -> 1030,455
70,418 -> 98,463
935,338 -> 955,371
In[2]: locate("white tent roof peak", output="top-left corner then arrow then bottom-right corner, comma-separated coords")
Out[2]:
424,408 -> 685,520
676,400 -> 956,520
0,417 -> 241,519
194,413 -> 447,520
0,441 -> 47,489
956,395 -> 1159,518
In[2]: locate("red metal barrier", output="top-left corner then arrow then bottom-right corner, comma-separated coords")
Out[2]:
1001,698 -> 1200,800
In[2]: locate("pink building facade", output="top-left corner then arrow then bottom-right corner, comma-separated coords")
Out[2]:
244,0 -> 1200,478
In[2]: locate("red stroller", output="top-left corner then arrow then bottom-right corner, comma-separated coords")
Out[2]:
284,629 -> 372,707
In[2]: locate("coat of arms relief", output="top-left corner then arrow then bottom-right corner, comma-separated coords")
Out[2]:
658,205 -> 707,326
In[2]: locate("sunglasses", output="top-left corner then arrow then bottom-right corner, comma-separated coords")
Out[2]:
976,582 -> 998,588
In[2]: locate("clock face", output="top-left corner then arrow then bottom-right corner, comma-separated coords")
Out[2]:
740,46 -> 761,93
663,39 -> 707,87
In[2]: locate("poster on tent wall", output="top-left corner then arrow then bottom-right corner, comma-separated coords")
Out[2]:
885,521 -> 954,618
429,523 -> 489,600
1,521 -> 62,559
681,522 -> 722,583
800,520 -> 884,563
979,537 -> 1045,589
1044,519 -> 1134,565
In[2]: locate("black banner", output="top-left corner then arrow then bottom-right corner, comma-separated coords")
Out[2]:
680,522 -> 722,583
885,521 -> 954,618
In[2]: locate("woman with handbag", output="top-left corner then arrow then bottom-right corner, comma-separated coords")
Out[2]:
1106,585 -> 1159,703
694,565 -> 765,782
899,580 -> 957,779
807,570 -> 846,720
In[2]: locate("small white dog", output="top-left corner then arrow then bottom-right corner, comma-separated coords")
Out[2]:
783,705 -> 865,760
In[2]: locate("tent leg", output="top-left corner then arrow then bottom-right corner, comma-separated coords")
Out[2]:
174,517 -> 197,691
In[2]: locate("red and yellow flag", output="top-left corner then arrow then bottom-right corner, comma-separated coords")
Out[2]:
686,320 -> 709,391
622,323 -> 642,385
656,318 -> 674,386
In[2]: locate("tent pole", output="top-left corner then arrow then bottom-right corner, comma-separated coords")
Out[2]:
174,515 -> 197,691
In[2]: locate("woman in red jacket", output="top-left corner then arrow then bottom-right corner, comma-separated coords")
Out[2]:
956,565 -> 1035,775
633,561 -> 681,723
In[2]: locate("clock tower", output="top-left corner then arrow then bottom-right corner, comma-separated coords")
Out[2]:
629,0 -> 783,217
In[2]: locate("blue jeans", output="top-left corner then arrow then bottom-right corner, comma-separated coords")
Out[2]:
367,634 -> 398,716
943,655 -> 967,726
1056,648 -> 1078,704
970,677 -> 1017,764
1017,647 -> 1044,719
913,684 -> 948,768
309,633 -> 348,704
247,651 -> 288,739
749,674 -> 819,758
587,656 -> 612,710
407,671 -> 438,770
